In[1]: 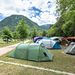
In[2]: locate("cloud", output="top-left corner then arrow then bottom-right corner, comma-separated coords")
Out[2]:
28,6 -> 42,17
39,12 -> 56,25
0,0 -> 57,25
0,13 -> 5,20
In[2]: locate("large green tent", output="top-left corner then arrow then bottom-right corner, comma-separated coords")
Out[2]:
9,43 -> 53,61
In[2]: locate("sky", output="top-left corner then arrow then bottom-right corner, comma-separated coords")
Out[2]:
0,0 -> 57,25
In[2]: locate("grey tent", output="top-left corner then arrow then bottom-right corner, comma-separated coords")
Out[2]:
9,43 -> 53,61
65,42 -> 75,54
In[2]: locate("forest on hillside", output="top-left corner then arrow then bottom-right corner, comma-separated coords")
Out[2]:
0,0 -> 75,43
47,0 -> 75,37
0,19 -> 47,43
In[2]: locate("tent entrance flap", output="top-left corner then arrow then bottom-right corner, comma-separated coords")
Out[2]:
42,48 -> 53,61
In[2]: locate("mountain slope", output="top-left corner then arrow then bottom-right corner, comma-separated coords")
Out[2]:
0,15 -> 40,30
40,24 -> 52,30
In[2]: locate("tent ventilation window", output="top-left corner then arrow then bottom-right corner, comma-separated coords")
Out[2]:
43,52 -> 47,56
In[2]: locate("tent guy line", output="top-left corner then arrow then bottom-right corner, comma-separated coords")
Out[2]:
0,60 -> 75,75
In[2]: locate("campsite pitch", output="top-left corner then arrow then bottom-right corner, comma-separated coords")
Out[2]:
0,60 -> 74,75
0,50 -> 75,75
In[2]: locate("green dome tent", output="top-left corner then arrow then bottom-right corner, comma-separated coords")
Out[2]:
9,43 -> 53,61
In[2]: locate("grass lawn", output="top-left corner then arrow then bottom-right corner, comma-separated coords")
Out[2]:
0,62 -> 63,75
0,50 -> 75,75
0,39 -> 20,47
0,39 -> 32,47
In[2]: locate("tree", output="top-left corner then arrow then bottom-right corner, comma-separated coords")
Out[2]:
62,20 -> 75,36
50,0 -> 75,37
13,31 -> 19,40
2,27 -> 12,43
42,30 -> 47,36
31,27 -> 37,38
57,0 -> 75,15
61,10 -> 75,36
16,19 -> 28,41
47,26 -> 57,37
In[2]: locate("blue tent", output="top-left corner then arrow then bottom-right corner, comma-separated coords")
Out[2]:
53,42 -> 61,49
36,39 -> 61,49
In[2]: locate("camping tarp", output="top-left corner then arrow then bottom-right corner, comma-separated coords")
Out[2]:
9,43 -> 53,61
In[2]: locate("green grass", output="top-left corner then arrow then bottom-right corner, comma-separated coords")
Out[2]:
0,38 -> 32,47
0,50 -> 75,75
0,41 -> 19,47
0,62 -> 63,75
0,39 -> 20,47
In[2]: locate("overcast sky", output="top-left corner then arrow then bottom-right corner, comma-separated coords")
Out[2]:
0,0 -> 57,25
